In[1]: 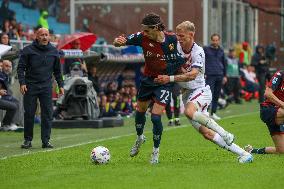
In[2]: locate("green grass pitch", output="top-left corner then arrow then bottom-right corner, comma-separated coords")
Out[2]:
1,101 -> 284,189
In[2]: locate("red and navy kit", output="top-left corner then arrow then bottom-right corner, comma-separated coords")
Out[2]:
126,31 -> 185,77
260,71 -> 284,135
126,32 -> 185,105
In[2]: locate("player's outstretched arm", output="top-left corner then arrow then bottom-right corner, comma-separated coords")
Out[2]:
113,35 -> 127,47
154,68 -> 199,84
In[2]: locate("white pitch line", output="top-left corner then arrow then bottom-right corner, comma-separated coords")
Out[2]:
0,111 -> 258,160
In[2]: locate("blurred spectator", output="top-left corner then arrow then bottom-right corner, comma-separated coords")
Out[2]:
99,94 -> 117,117
0,33 -> 18,65
0,0 -> 14,28
265,44 -> 276,63
9,19 -> 18,38
0,33 -> 11,46
130,85 -> 137,110
0,59 -> 22,131
68,62 -> 85,77
239,42 -> 251,67
241,65 -> 259,97
225,48 -> 242,104
37,9 -> 49,29
87,65 -> 99,93
121,68 -> 136,87
204,33 -> 227,121
105,81 -> 118,96
63,39 -> 87,75
82,18 -> 92,33
16,23 -> 28,40
116,93 -> 133,117
1,20 -> 15,39
251,45 -> 269,103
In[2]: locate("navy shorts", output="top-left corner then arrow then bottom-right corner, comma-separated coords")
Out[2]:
260,104 -> 284,135
137,77 -> 172,106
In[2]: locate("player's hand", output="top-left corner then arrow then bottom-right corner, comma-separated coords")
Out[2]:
0,89 -> 7,96
223,76 -> 227,84
113,35 -> 127,47
154,75 -> 170,84
20,85 -> 27,95
59,87 -> 64,96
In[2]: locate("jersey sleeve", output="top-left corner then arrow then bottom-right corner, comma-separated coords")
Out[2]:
269,71 -> 283,91
125,32 -> 143,46
191,48 -> 205,69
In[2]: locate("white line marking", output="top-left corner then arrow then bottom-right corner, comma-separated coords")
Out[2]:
0,111 -> 258,160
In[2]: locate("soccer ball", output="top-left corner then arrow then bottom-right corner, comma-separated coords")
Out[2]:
90,146 -> 111,164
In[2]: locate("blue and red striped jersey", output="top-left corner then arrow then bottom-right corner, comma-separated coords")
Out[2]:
126,31 -> 185,77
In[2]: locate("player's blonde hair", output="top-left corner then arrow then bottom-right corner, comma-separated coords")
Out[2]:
176,21 -> 195,32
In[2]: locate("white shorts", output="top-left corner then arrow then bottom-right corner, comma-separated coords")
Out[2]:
182,85 -> 212,114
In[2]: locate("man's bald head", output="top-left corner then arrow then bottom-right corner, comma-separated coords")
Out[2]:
2,60 -> 12,74
36,28 -> 50,46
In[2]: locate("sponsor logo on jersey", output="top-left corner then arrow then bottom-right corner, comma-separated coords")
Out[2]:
145,50 -> 181,61
149,43 -> 154,47
272,77 -> 278,84
169,43 -> 174,51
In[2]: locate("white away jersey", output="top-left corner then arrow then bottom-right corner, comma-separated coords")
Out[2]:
177,42 -> 206,89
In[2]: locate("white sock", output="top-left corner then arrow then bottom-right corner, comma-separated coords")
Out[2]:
138,135 -> 144,140
153,147 -> 159,153
192,111 -> 227,137
212,133 -> 247,156
189,119 -> 202,131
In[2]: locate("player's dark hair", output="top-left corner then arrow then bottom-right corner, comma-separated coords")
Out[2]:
211,33 -> 220,40
141,13 -> 165,31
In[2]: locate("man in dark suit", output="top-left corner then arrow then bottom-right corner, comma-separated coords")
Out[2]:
17,28 -> 64,149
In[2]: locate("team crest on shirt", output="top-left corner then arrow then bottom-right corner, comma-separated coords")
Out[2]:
272,77 -> 278,84
169,43 -> 174,51
149,43 -> 154,47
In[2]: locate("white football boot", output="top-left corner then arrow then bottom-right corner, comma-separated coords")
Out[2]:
238,152 -> 253,163
130,135 -> 146,157
150,147 -> 159,164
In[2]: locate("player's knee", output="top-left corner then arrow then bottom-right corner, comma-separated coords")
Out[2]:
184,108 -> 194,119
151,114 -> 161,124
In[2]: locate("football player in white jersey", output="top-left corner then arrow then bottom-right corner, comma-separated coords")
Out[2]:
155,21 -> 253,163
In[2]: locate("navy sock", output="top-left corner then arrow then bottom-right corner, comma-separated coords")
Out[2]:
251,147 -> 266,154
151,114 -> 163,148
135,111 -> 146,135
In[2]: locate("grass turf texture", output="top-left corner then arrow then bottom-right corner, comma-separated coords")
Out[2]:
1,100 -> 284,189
